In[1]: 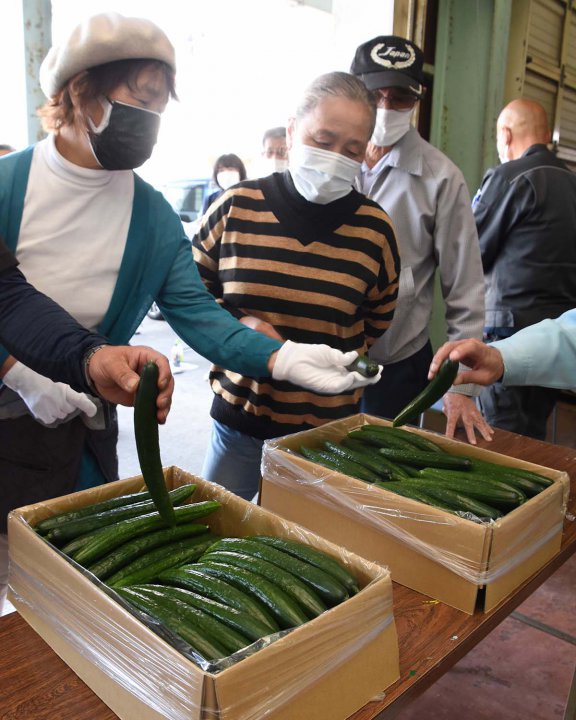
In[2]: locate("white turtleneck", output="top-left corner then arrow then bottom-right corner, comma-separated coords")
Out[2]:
16,135 -> 134,331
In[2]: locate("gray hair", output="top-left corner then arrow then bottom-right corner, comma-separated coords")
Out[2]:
294,71 -> 377,132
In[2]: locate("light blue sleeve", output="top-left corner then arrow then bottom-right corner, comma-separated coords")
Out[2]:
492,309 -> 576,390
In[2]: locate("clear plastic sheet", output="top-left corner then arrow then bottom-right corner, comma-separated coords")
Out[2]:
261,420 -> 568,587
8,471 -> 397,720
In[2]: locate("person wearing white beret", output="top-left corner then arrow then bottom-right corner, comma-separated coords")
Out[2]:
0,11 -> 382,598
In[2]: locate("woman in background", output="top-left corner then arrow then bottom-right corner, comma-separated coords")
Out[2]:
201,153 -> 247,214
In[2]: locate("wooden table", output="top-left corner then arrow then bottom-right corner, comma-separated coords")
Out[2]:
1,429 -> 574,720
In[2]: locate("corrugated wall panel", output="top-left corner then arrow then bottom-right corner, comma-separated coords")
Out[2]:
527,0 -> 564,67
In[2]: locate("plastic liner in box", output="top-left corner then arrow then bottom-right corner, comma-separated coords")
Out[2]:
261,425 -> 567,587
9,491 -> 396,720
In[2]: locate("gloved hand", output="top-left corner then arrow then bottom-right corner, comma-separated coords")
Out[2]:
272,341 -> 382,394
3,361 -> 98,426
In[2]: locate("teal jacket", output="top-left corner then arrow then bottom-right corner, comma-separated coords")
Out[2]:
0,147 -> 281,484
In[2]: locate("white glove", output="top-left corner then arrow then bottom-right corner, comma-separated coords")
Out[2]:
272,341 -> 382,395
3,361 -> 98,426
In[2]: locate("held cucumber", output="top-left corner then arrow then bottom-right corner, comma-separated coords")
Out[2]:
134,361 -> 176,525
346,354 -> 380,377
393,359 -> 459,427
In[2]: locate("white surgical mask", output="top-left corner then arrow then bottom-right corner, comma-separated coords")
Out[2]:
217,170 -> 241,190
371,107 -> 414,147
289,144 -> 360,204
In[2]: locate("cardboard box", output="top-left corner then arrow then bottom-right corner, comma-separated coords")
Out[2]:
8,467 -> 399,720
260,414 -> 570,615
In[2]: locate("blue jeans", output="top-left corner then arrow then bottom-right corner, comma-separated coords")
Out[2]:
201,420 -> 264,501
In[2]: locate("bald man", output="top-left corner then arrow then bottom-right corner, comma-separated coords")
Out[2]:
472,98 -> 576,439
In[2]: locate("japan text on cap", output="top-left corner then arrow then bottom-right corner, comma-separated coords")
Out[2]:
40,12 -> 176,98
350,36 -> 425,97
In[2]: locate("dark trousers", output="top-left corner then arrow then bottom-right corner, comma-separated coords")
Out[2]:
360,342 -> 433,421
478,382 -> 558,441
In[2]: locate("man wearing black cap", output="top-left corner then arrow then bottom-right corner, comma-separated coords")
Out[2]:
351,35 -> 491,445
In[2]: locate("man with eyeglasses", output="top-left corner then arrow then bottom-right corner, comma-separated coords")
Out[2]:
351,35 -> 491,445
259,126 -> 289,175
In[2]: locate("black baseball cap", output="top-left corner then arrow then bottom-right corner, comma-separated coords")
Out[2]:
351,35 -> 426,98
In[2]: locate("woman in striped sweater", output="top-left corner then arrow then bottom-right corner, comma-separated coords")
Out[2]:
193,71 -> 401,500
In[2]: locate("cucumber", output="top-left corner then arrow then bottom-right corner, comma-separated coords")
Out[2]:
106,535 -> 217,587
360,425 -> 446,454
158,566 -> 279,632
419,486 -> 502,520
300,446 -> 381,483
393,358 -> 459,427
341,438 -> 412,479
72,501 -> 221,566
357,427 -> 422,451
35,489 -> 153,534
200,549 -> 327,618
194,561 -> 309,629
405,474 -> 524,508
323,441 -> 393,480
376,447 -> 472,470
134,584 -> 272,642
135,361 -> 176,525
45,485 -> 195,544
204,537 -> 348,606
466,457 -> 553,489
87,524 -> 210,580
250,536 -> 359,594
115,586 -> 231,660
374,481 -> 458,513
417,467 -> 526,502
346,354 -> 380,377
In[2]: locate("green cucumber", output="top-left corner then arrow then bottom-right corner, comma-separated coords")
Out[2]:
360,425 -> 446,454
405,473 -> 524,507
72,501 -> 221,566
106,535 -> 217,587
466,457 -> 553,488
376,447 -> 472,470
194,561 -> 309,629
45,485 -> 195,544
135,361 -> 175,525
300,446 -> 381,483
346,354 -> 379,377
35,489 -> 152,534
200,549 -> 327,618
250,536 -> 359,594
341,438 -> 412,479
323,441 -> 393,480
133,584 -> 272,642
204,537 -> 348,606
115,586 -> 231,660
393,358 -> 459,427
374,481 -> 458,513
419,486 -> 502,520
357,426 -> 423,451
87,524 -> 210,580
158,566 -> 279,632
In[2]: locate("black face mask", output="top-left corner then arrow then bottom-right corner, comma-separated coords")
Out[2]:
88,99 -> 161,170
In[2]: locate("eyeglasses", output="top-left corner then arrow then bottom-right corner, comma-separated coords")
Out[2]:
372,88 -> 419,112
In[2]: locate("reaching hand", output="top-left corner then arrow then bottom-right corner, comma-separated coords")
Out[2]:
3,361 -> 97,426
429,339 -> 505,387
270,341 -> 382,394
87,346 -> 174,423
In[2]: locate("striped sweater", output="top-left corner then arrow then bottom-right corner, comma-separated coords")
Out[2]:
193,171 -> 400,440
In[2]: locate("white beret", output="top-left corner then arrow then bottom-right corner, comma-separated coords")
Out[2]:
40,12 -> 176,98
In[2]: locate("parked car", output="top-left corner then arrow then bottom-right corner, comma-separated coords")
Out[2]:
147,178 -> 212,319
160,177 -> 213,240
